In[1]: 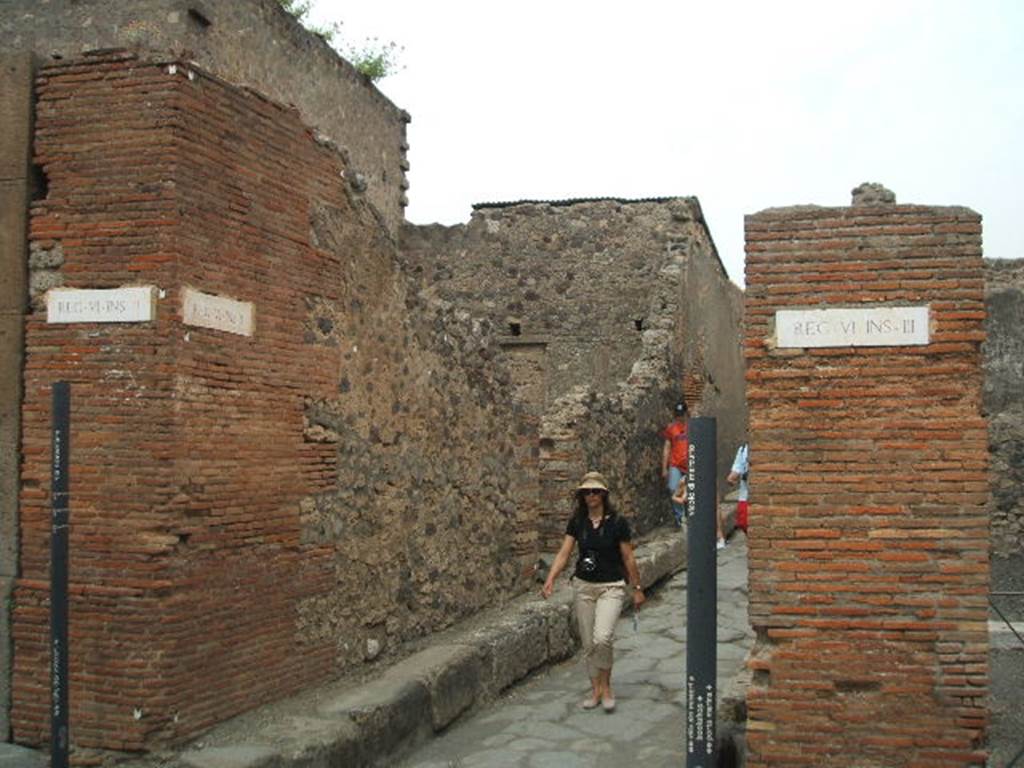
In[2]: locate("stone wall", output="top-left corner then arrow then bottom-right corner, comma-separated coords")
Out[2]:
1,0 -> 409,235
984,258 -> 1024,625
402,200 -> 712,401
11,52 -> 527,754
984,259 -> 1024,559
0,52 -> 34,743
744,187 -> 989,766
401,200 -> 747,547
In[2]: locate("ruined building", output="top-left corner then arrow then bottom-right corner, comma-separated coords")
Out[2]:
3,2 -> 1019,765
0,1 -> 745,757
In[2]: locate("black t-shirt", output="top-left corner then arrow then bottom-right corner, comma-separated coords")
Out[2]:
565,513 -> 632,583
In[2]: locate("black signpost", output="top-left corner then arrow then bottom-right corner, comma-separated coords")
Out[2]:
51,382 -> 70,768
685,416 -> 717,767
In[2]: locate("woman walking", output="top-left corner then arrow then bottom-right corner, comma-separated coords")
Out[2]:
541,471 -> 645,713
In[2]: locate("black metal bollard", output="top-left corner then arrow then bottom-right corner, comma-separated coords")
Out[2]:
50,382 -> 70,768
686,416 -> 717,767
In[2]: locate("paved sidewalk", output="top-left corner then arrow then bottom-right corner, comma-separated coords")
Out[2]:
394,537 -> 754,768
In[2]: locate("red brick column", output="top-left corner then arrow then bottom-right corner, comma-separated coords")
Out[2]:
13,51 -> 339,753
744,188 -> 989,767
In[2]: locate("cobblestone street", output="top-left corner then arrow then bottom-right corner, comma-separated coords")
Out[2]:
396,536 -> 753,768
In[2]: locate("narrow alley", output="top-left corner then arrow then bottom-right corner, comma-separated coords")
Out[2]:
395,537 -> 753,768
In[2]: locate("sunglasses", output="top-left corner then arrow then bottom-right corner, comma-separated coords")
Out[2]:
581,488 -> 605,496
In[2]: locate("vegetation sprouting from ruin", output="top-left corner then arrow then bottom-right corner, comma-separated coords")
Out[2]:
277,0 -> 404,81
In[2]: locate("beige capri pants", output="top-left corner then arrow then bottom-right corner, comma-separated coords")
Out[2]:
572,578 -> 628,678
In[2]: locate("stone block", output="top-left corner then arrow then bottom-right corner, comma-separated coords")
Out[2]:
317,675 -> 430,761
421,645 -> 482,731
379,643 -> 484,732
472,611 -> 549,695
0,314 -> 22,413
0,181 -> 28,313
542,601 -> 578,660
180,746 -> 279,768
637,537 -> 685,588
259,716 -> 363,768
0,54 -> 34,183
0,314 -> 21,579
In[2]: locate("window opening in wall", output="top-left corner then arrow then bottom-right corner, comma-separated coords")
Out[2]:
509,321 -> 522,336
30,163 -> 49,202
188,8 -> 212,29
634,318 -> 644,332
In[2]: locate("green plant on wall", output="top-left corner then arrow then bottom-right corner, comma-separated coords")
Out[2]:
340,37 -> 403,82
277,0 -> 404,81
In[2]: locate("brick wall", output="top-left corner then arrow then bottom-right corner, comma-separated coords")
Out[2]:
499,338 -> 548,572
744,192 -> 989,766
13,52 -> 526,755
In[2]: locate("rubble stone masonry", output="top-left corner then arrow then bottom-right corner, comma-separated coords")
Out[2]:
744,193 -> 989,766
2,0 -> 410,235
12,52 -> 525,754
401,201 -> 747,546
984,258 -> 1024,558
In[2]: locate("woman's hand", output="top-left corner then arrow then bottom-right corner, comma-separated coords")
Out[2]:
620,540 -> 645,609
541,535 -> 576,600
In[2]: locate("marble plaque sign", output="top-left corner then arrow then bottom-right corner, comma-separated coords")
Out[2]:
182,287 -> 254,337
47,286 -> 156,323
776,306 -> 929,348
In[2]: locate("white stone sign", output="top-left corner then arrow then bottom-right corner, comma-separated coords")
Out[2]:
181,287 -> 254,337
47,286 -> 156,323
776,306 -> 929,348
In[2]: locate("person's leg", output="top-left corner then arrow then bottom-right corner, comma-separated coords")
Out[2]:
667,466 -> 685,525
573,581 -> 602,705
597,667 -> 612,706
591,583 -> 627,709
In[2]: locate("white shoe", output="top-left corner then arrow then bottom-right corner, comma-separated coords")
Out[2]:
716,539 -> 726,550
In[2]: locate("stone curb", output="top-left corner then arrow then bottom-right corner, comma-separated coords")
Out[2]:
170,526 -> 690,768
0,743 -> 46,767
989,621 -> 1024,651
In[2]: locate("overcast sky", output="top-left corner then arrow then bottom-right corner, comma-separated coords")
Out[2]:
311,0 -> 1023,286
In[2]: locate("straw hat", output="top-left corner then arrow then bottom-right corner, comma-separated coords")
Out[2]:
576,471 -> 609,492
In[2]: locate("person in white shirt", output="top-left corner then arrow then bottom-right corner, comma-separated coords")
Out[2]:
727,442 -> 749,534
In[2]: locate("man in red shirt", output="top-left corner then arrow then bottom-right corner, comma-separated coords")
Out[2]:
661,401 -> 727,546
661,401 -> 689,527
